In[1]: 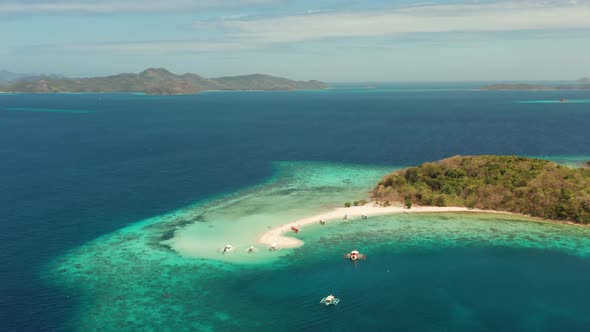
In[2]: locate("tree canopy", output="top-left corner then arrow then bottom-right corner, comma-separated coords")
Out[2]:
373,155 -> 590,223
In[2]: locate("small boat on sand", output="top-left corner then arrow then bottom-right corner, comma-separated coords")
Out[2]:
291,226 -> 299,233
269,243 -> 278,251
320,294 -> 340,306
248,246 -> 255,253
344,250 -> 366,261
222,244 -> 233,254
319,219 -> 326,225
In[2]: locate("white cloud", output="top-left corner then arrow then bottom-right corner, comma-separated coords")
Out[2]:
221,2 -> 590,43
69,40 -> 259,53
65,1 -> 590,54
0,0 -> 274,14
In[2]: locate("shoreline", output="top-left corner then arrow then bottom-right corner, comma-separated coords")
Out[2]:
257,203 -> 517,249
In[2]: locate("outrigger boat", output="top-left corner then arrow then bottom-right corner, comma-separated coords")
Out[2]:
319,219 -> 326,225
291,226 -> 299,233
222,244 -> 233,254
248,246 -> 255,253
344,250 -> 366,261
269,243 -> 278,251
320,294 -> 340,306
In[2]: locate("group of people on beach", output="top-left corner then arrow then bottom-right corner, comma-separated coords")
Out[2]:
343,214 -> 368,220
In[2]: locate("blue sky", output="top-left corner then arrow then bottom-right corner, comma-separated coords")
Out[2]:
1,0 -> 590,81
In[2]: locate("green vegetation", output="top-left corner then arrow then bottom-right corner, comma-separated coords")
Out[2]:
351,199 -> 368,206
373,155 -> 590,223
2,68 -> 327,95
404,195 -> 412,209
344,202 -> 352,208
212,74 -> 325,91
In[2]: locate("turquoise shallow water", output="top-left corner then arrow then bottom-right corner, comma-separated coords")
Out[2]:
46,161 -> 590,331
516,99 -> 590,104
167,161 -> 393,263
532,155 -> 590,168
4,90 -> 590,331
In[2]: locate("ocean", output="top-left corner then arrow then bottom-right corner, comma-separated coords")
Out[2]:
1,84 -> 590,331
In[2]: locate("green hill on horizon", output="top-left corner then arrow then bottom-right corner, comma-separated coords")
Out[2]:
2,68 -> 327,94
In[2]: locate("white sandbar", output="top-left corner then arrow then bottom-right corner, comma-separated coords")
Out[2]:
258,203 -> 513,249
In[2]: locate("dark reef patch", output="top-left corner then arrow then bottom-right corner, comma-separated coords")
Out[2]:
160,229 -> 176,241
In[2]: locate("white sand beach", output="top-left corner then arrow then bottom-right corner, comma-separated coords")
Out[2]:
258,203 -> 513,249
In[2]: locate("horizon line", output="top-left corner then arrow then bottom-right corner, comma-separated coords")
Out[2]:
1,68 -> 588,84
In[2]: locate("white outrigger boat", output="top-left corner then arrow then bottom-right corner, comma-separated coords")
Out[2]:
221,244 -> 233,254
320,294 -> 340,306
344,250 -> 366,261
269,243 -> 278,251
248,246 -> 256,253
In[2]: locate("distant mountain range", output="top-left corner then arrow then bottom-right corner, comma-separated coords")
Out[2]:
481,78 -> 590,90
0,70 -> 35,82
0,68 -> 327,94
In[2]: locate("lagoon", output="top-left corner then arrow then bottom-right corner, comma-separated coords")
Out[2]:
2,87 -> 590,330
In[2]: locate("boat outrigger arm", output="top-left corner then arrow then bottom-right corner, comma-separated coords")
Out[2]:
320,295 -> 340,305
344,250 -> 366,261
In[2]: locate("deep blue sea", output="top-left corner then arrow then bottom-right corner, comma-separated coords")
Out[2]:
1,84 -> 590,331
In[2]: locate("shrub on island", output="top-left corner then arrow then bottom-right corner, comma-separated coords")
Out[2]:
404,194 -> 412,209
373,155 -> 590,224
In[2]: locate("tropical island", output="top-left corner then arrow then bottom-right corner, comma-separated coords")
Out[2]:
1,68 -> 327,95
373,155 -> 590,224
257,156 -> 590,250
481,78 -> 590,91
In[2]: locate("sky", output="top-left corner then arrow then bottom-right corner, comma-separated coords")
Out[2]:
1,0 -> 590,81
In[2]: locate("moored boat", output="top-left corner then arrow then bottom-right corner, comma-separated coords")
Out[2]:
320,294 -> 340,306
222,244 -> 233,254
344,250 -> 366,261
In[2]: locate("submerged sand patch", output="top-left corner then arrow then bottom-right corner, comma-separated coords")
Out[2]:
45,161 -> 590,331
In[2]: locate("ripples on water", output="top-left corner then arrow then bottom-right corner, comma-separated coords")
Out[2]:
46,167 -> 590,330
2,90 -> 590,330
